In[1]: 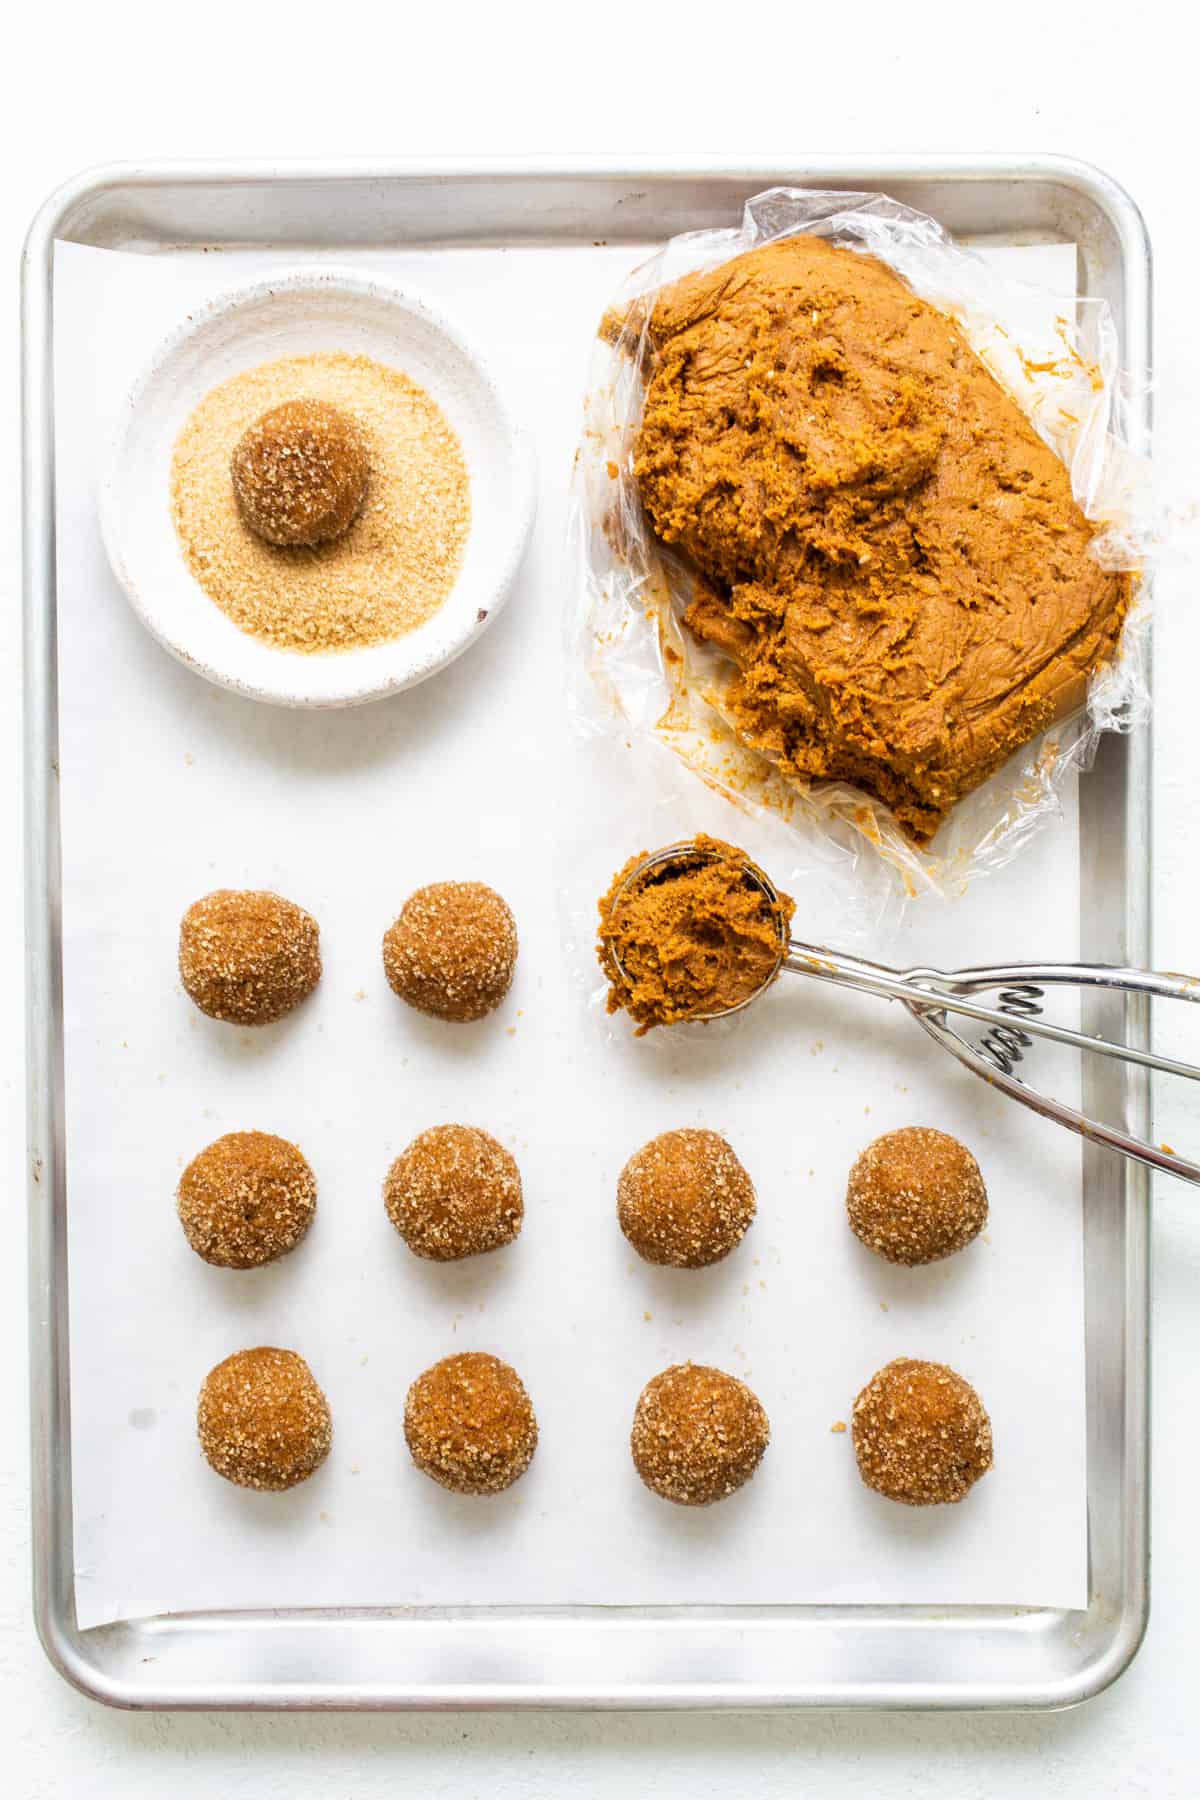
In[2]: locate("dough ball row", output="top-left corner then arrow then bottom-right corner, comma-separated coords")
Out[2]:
177,1123 -> 987,1272
178,882 -> 517,1027
618,1123 -> 987,1270
197,1347 -> 992,1508
177,1125 -> 523,1268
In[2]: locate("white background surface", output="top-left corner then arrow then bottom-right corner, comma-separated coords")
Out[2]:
5,3 -> 1200,1794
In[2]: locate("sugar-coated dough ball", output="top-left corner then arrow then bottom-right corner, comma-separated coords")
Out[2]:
179,889 -> 321,1026
631,1362 -> 769,1506
197,1346 -> 331,1491
852,1357 -> 993,1505
618,1128 -> 755,1267
385,1125 -> 523,1261
404,1351 -> 537,1495
178,1130 -> 316,1268
231,398 -> 369,546
846,1126 -> 987,1266
383,882 -> 517,1023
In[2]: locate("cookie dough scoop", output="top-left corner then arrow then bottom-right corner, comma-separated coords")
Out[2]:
600,837 -> 1200,1186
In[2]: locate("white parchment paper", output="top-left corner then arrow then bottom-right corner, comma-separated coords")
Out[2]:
53,236 -> 1087,1629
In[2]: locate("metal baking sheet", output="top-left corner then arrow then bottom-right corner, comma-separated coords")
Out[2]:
22,156 -> 1152,1710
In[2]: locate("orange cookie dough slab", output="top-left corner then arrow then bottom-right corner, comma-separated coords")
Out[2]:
634,236 -> 1131,844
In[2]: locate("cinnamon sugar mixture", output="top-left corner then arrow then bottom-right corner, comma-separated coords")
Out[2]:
171,352 -> 470,653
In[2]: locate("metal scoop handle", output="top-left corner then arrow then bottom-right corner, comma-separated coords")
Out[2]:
783,941 -> 1200,1185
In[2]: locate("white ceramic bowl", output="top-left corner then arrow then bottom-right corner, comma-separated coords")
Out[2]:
99,269 -> 536,707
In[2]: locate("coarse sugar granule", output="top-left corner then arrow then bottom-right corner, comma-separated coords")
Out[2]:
171,352 -> 471,653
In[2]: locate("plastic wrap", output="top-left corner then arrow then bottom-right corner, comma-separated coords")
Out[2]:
569,188 -> 1151,916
